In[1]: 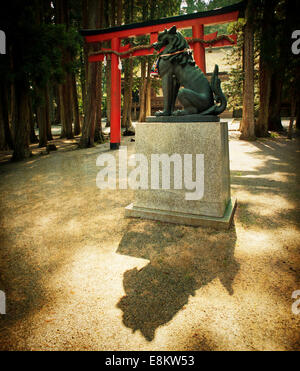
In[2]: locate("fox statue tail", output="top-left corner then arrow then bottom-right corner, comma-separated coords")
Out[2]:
201,64 -> 227,116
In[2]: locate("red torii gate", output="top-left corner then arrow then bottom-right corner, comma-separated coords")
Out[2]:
81,2 -> 244,149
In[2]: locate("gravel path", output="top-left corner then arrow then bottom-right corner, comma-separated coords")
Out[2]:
0,131 -> 299,351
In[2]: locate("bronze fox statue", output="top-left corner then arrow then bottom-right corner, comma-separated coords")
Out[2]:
152,25 -> 227,116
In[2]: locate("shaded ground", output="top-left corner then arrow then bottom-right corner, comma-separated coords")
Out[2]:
0,126 -> 299,351
0,123 -> 110,164
0,119 -> 234,164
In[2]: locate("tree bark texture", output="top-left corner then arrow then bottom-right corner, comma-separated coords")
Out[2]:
240,1 -> 255,140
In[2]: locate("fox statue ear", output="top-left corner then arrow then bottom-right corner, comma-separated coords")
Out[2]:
169,25 -> 177,34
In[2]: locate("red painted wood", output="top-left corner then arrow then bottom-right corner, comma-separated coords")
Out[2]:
120,44 -> 131,52
88,48 -> 157,62
85,11 -> 239,43
209,34 -> 237,47
186,33 -> 236,46
192,24 -> 206,73
204,31 -> 218,40
89,54 -> 105,62
150,32 -> 158,44
121,47 -> 156,58
88,33 -> 237,63
110,37 -> 121,145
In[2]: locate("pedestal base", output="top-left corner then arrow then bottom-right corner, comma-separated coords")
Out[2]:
125,197 -> 236,230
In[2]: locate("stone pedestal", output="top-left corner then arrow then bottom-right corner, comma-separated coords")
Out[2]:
125,121 -> 236,229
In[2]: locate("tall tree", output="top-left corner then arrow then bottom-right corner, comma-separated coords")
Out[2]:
79,0 -> 104,148
36,87 -> 49,148
94,0 -> 106,144
239,0 -> 255,140
4,1 -> 35,160
29,94 -> 39,144
255,0 -> 299,134
255,0 -> 276,137
0,83 -> 13,151
56,0 -> 74,139
12,79 -> 31,160
268,0 -> 296,132
35,0 -> 52,148
138,58 -> 147,122
72,73 -> 81,135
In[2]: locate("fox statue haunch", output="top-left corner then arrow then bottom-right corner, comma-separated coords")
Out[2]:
152,25 -> 227,116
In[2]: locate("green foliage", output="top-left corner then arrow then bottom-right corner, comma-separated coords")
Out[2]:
223,19 -> 260,112
222,19 -> 244,111
180,0 -> 240,38
0,0 -> 82,115
0,2 -> 76,82
135,0 -> 182,21
26,24 -> 80,88
180,0 -> 241,14
222,0 -> 299,117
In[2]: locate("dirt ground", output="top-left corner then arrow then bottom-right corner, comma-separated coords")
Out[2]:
0,126 -> 299,351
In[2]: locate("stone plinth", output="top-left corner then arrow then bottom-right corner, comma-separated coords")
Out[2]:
125,121 -> 236,229
146,114 -> 220,123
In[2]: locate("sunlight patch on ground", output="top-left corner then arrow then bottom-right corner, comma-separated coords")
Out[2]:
0,135 -> 299,350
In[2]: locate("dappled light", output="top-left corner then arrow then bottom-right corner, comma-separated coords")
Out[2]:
0,133 -> 299,350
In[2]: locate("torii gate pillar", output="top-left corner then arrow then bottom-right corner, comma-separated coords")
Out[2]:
110,37 -> 121,149
192,24 -> 206,73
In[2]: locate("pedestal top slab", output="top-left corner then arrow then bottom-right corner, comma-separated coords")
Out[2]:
146,114 -> 220,123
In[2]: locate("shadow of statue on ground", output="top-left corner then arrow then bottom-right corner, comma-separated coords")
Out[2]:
116,221 -> 239,341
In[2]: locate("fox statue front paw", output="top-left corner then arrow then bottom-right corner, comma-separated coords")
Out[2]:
154,110 -> 171,116
172,110 -> 185,116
